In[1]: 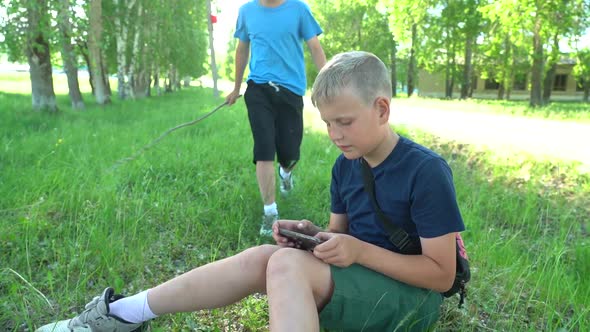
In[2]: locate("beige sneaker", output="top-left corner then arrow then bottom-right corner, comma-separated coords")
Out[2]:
259,212 -> 278,237
36,288 -> 148,332
279,168 -> 294,195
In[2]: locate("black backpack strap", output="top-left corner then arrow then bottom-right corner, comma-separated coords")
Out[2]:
359,158 -> 421,255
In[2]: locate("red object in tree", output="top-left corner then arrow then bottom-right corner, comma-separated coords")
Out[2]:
210,14 -> 217,24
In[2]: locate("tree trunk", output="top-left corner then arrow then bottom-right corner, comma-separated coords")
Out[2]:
543,63 -> 556,103
129,2 -> 152,98
390,39 -> 397,98
114,0 -> 135,100
128,2 -> 143,98
445,50 -> 455,99
76,40 -> 95,95
530,4 -> 544,107
543,34 -> 559,103
166,65 -> 174,92
445,60 -> 452,98
26,0 -> 58,112
100,51 -> 112,97
584,83 -> 589,102
183,76 -> 192,87
58,0 -> 84,109
497,83 -> 505,100
88,0 -> 111,105
175,68 -> 182,90
502,35 -> 512,101
207,0 -> 219,98
134,69 -> 150,98
153,68 -> 161,96
461,34 -> 473,99
446,78 -> 454,99
407,23 -> 417,97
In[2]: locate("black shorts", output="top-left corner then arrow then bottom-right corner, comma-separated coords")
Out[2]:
244,80 -> 304,168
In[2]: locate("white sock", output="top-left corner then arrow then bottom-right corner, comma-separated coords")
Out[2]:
279,167 -> 291,179
109,289 -> 158,324
264,202 -> 278,216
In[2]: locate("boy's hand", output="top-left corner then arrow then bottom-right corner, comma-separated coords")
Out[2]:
225,89 -> 241,105
272,219 -> 320,247
312,232 -> 363,267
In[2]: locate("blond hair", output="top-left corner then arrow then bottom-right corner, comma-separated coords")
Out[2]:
311,51 -> 392,108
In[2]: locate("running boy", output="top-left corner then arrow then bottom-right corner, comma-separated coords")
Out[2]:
37,51 -> 464,332
225,0 -> 327,236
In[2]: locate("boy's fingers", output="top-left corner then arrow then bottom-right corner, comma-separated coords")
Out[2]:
315,232 -> 333,241
314,250 -> 339,262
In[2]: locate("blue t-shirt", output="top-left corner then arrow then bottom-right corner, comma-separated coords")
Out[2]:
330,136 -> 465,252
234,0 -> 323,96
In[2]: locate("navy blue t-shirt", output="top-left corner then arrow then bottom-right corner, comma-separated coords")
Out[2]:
330,136 -> 465,252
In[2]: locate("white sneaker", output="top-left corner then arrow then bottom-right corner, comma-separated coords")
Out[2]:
36,288 -> 147,332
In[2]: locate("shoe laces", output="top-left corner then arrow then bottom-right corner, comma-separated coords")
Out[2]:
69,295 -> 106,328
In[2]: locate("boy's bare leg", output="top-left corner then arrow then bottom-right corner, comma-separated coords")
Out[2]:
266,248 -> 333,332
147,245 -> 280,314
257,160 -> 276,205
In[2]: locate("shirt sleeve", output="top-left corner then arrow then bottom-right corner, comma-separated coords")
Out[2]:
330,160 -> 346,214
234,6 -> 249,42
299,2 -> 323,41
410,158 -> 465,238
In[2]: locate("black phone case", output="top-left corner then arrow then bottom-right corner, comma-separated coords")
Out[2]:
278,228 -> 323,250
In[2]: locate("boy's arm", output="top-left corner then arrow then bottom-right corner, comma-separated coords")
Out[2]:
356,233 -> 457,292
306,36 -> 326,71
225,40 -> 250,105
327,212 -> 348,233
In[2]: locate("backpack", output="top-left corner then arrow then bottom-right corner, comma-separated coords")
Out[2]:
360,158 -> 470,307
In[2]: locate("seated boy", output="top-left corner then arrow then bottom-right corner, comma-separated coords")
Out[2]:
36,51 -> 465,332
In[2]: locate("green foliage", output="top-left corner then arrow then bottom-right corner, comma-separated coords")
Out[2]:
221,30 -> 237,81
0,1 -> 28,62
573,48 -> 590,85
306,0 -> 394,87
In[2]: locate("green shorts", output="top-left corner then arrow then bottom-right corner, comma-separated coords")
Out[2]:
319,264 -> 443,332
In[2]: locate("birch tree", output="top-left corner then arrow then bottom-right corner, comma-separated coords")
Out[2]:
2,0 -> 59,111
58,0 -> 85,109
113,0 -> 135,99
26,0 -> 58,112
88,0 -> 111,105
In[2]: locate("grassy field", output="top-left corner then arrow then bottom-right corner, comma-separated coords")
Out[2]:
1,74 -> 589,331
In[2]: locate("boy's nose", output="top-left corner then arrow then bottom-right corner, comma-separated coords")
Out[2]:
328,127 -> 342,141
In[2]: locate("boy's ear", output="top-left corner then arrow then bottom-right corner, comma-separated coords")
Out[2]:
375,97 -> 391,124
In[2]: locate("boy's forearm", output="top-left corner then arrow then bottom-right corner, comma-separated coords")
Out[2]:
307,38 -> 326,70
233,43 -> 249,90
356,241 -> 454,292
326,213 -> 348,234
311,48 -> 326,71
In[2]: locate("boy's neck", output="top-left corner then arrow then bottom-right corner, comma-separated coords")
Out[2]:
259,0 -> 285,8
364,129 -> 399,167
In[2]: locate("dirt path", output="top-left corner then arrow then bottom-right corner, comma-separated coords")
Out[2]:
390,99 -> 590,167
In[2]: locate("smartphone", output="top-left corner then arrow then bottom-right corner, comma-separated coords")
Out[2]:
278,228 -> 323,251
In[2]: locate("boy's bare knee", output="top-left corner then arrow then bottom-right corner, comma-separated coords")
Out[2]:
266,248 -> 306,279
238,244 -> 280,273
266,248 -> 333,306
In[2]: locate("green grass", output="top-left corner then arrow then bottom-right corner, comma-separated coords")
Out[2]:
1,73 -> 589,331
